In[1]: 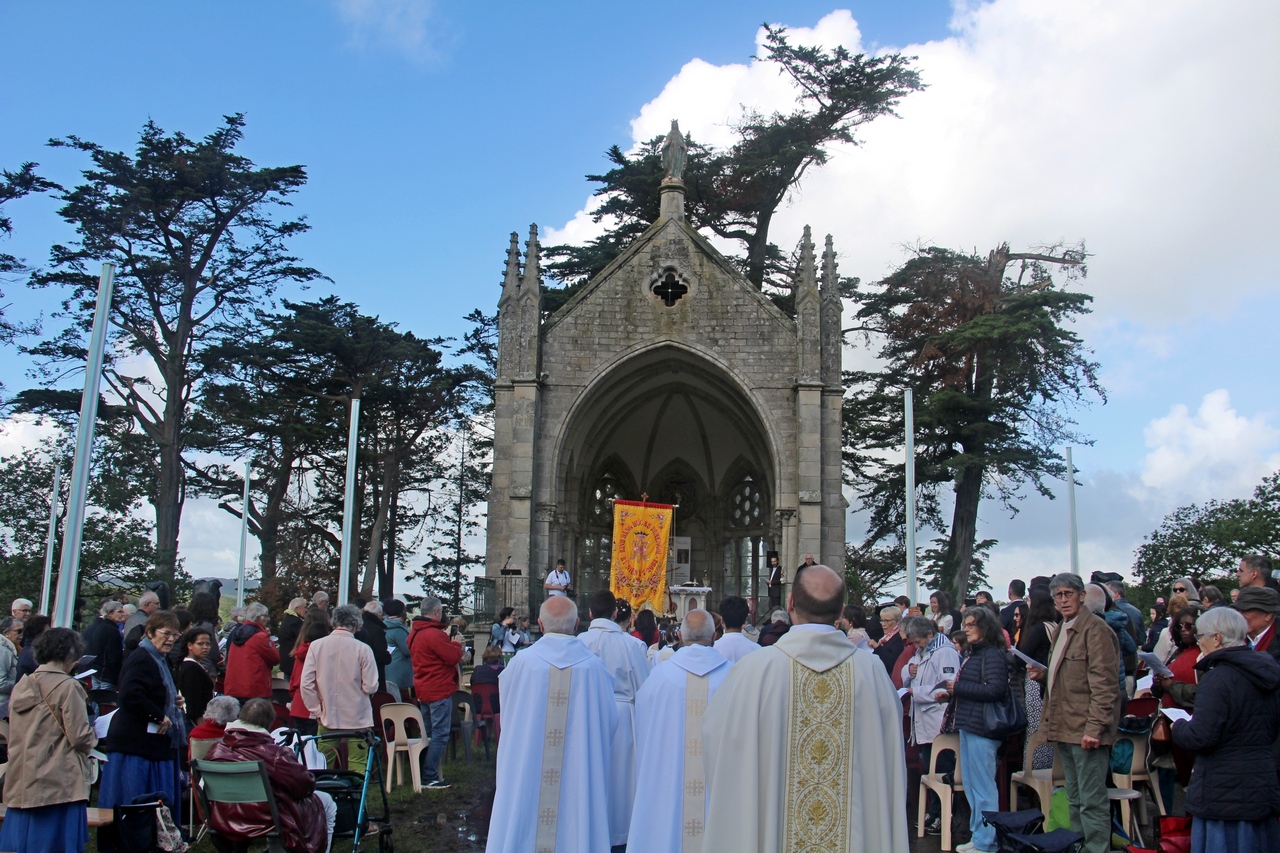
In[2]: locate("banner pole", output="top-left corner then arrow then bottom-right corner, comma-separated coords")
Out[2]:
40,465 -> 62,615
54,262 -> 115,629
904,388 -> 917,606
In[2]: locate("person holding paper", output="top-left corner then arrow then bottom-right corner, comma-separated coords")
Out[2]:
1032,573 -> 1121,853
901,615 -> 961,836
98,611 -> 187,819
1171,607 -> 1280,852
1152,610 -> 1201,710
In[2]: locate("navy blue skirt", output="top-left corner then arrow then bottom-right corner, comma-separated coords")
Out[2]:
0,801 -> 89,853
97,751 -> 181,811
1192,816 -> 1280,853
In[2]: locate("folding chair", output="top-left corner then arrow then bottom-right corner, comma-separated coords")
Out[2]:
187,737 -> 223,839
192,759 -> 289,853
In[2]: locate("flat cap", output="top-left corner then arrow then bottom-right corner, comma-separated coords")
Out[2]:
1233,586 -> 1280,614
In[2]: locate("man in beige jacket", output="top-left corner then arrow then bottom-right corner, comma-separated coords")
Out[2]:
1031,573 -> 1121,853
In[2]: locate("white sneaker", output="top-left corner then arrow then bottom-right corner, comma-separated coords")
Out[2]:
956,843 -> 976,853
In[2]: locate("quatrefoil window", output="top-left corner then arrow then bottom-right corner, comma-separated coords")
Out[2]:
650,267 -> 689,307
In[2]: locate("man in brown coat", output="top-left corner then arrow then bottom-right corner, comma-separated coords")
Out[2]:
1031,572 -> 1121,853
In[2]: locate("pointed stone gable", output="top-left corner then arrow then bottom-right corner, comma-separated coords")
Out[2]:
489,144 -> 845,616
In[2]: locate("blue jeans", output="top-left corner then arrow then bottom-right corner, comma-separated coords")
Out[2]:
959,730 -> 999,851
420,698 -> 452,783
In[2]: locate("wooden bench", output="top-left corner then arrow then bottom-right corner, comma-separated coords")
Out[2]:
0,804 -> 114,826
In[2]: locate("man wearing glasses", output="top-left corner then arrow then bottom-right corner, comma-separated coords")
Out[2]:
1031,573 -> 1121,853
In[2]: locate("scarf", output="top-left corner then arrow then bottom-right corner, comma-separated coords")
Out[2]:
140,637 -> 186,750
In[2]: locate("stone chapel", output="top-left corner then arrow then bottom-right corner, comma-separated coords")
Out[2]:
486,123 -> 845,617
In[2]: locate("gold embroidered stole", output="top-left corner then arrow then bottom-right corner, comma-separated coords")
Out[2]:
534,665 -> 572,853
782,657 -> 855,853
680,671 -> 710,852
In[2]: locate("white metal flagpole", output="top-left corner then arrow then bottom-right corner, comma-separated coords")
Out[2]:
39,465 -> 62,615
1065,446 -> 1079,575
236,461 -> 251,608
905,389 -> 917,605
338,396 -> 361,605
53,262 -> 115,628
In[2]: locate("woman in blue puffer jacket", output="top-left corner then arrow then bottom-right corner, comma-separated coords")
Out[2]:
936,605 -> 1008,853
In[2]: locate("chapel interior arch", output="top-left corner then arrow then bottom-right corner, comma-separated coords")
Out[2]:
552,346 -> 777,610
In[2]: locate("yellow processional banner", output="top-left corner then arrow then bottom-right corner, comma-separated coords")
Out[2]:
610,499 -> 674,613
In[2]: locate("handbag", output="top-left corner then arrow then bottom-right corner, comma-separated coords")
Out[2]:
979,651 -> 1027,739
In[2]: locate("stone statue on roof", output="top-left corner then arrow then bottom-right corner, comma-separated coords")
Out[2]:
661,120 -> 687,182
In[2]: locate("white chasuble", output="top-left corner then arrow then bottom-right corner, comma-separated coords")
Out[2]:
701,624 -> 910,853
628,644 -> 732,853
582,617 -> 650,846
484,633 -> 618,853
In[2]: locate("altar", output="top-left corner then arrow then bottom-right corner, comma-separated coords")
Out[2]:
668,585 -> 712,619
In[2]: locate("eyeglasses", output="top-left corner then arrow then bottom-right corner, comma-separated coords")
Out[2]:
156,630 -> 181,640
1195,631 -> 1220,641
962,621 -> 978,629
1052,590 -> 1079,600
1174,587 -> 1187,592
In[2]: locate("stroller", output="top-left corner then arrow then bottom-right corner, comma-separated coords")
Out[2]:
295,728 -> 393,853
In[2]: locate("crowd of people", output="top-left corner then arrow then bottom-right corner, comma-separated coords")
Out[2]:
0,553 -> 1276,853
481,553 -> 1280,853
0,587 -> 479,853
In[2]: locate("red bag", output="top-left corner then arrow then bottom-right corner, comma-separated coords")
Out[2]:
1154,816 -> 1192,853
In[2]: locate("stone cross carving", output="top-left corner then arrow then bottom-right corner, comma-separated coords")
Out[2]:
661,120 -> 687,182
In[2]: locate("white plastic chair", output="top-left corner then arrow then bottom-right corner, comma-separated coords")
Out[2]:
380,702 -> 427,792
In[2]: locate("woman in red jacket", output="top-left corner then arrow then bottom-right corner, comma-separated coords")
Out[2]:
203,699 -> 335,853
224,603 -> 280,703
289,613 -> 332,736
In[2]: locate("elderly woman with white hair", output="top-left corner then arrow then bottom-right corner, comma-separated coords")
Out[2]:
1171,607 -> 1280,852
224,602 -> 281,704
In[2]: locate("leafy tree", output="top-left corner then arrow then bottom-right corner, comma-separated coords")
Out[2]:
1133,469 -> 1280,598
544,26 -> 923,299
25,115 -> 322,581
843,542 -> 904,609
0,163 -> 57,397
193,298 -> 475,601
415,417 -> 489,613
844,242 -> 1103,603
0,421 -> 156,609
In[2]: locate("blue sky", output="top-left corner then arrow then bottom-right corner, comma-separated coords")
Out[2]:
2,1 -> 1277,594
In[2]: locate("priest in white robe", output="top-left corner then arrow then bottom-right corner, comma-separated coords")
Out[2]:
485,596 -> 618,853
581,589 -> 650,849
702,563 -> 909,853
628,609 -> 732,853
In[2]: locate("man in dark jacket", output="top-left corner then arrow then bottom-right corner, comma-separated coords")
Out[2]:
409,597 -> 464,789
1033,573 -> 1121,853
203,698 -> 335,853
82,600 -> 127,690
276,598 -> 307,679
355,601 -> 392,692
999,579 -> 1027,633
223,603 -> 280,703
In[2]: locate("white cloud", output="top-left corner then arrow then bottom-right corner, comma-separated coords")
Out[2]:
557,2 -> 1280,325
332,0 -> 440,62
1140,389 -> 1280,502
0,414 -> 59,457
